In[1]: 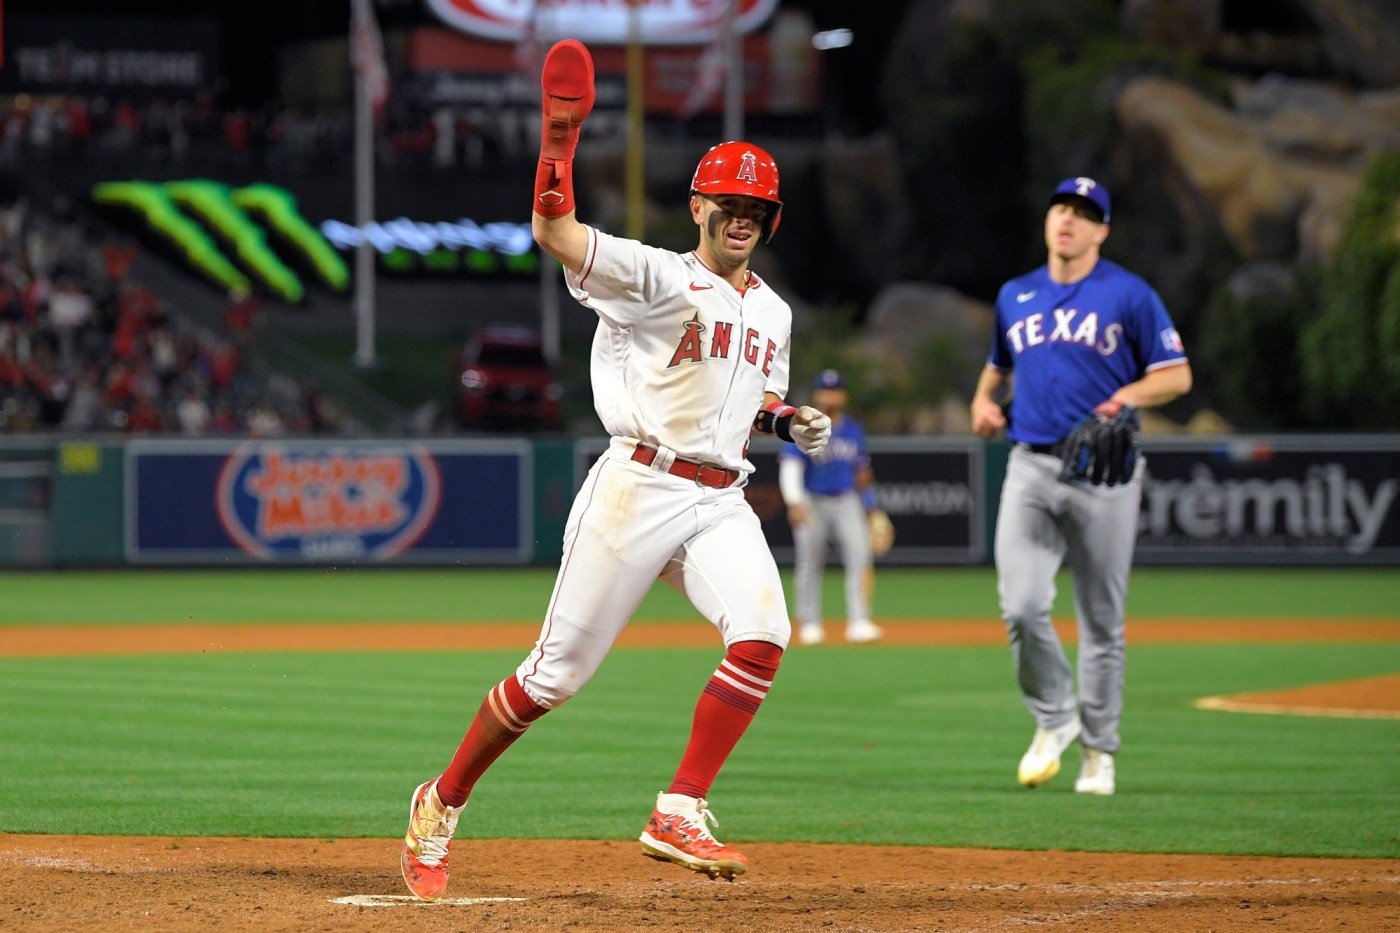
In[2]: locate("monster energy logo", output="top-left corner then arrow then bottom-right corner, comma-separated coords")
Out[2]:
93,180 -> 348,303
92,180 -> 537,303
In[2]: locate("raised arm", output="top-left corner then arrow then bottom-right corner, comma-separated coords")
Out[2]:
532,40 -> 595,273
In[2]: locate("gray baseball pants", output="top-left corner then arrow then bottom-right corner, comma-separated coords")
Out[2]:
994,445 -> 1142,754
793,491 -> 871,627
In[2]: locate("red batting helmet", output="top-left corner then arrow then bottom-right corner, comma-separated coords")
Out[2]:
690,141 -> 783,241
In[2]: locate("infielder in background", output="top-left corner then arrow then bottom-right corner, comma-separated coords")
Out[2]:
400,39 -> 831,899
970,177 -> 1191,796
780,369 -> 888,645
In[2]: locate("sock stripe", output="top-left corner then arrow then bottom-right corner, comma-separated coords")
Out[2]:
703,681 -> 761,714
719,658 -> 773,689
712,668 -> 768,700
486,681 -> 529,733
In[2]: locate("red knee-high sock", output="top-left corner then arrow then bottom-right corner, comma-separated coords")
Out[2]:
668,640 -> 782,800
436,675 -> 548,807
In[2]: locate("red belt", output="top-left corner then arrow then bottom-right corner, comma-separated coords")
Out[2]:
631,443 -> 739,488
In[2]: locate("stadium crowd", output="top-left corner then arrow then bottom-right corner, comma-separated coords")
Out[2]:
0,195 -> 343,435
0,92 -> 537,174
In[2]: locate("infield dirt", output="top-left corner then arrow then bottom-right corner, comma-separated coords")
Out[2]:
3,834 -> 1399,931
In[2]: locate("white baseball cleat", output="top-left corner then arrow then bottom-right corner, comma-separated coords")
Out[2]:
797,623 -> 825,646
844,619 -> 883,643
1017,720 -> 1081,787
1074,747 -> 1116,796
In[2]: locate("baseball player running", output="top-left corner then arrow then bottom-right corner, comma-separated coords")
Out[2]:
970,177 -> 1191,796
780,369 -> 884,645
400,39 -> 831,898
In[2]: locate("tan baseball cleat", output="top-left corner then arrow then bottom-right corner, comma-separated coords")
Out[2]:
401,779 -> 464,900
1074,747 -> 1116,796
1017,720 -> 1081,787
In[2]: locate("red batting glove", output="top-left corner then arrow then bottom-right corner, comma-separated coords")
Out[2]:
535,40 -> 596,218
540,39 -> 595,162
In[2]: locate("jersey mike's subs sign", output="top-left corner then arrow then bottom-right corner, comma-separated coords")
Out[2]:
425,0 -> 779,45
125,440 -> 533,565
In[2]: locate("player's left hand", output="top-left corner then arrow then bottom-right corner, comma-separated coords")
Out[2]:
1058,402 -> 1140,486
790,406 -> 831,457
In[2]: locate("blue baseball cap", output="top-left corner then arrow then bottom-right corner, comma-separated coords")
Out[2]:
1049,177 -> 1111,223
813,369 -> 846,390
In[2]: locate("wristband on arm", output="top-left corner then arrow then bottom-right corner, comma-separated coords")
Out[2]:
860,487 -> 878,512
753,401 -> 797,442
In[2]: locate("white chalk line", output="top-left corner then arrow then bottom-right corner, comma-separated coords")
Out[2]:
964,876 -> 1400,930
953,875 -> 1400,894
0,854 -> 177,874
331,894 -> 527,907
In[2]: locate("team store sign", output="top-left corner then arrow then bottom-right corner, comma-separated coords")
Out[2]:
425,0 -> 779,44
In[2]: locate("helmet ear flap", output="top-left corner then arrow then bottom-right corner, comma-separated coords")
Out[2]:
762,205 -> 782,242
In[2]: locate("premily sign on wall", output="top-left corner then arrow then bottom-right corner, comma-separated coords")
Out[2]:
1135,436 -> 1400,564
126,439 -> 532,564
425,0 -> 779,44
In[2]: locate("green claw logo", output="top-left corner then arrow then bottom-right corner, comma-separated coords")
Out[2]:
93,179 -> 539,300
92,180 -> 349,303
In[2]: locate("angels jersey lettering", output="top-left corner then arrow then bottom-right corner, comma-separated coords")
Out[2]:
567,226 -> 793,472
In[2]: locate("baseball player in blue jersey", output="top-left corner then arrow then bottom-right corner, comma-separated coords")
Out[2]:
780,370 -> 884,646
970,177 -> 1192,796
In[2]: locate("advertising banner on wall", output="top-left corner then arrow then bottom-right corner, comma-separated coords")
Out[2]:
424,0 -> 779,45
573,437 -> 984,565
1135,437 -> 1400,564
402,24 -> 820,115
126,439 -> 532,565
0,16 -> 221,96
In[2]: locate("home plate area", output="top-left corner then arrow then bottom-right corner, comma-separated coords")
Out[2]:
330,894 -> 527,907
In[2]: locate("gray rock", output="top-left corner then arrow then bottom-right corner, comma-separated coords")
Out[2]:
1297,0 -> 1400,87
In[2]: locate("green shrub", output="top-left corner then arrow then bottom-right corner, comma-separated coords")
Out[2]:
1300,150 -> 1400,427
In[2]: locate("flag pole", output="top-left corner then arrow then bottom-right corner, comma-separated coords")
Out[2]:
723,0 -> 742,141
352,0 -> 378,370
625,0 -> 645,242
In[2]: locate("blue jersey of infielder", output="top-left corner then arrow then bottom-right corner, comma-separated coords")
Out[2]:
779,417 -> 869,492
988,258 -> 1186,444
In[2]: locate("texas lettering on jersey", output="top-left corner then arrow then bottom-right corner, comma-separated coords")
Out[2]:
667,310 -> 780,375
1005,307 -> 1122,358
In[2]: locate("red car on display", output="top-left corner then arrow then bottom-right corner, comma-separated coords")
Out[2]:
456,326 -> 563,430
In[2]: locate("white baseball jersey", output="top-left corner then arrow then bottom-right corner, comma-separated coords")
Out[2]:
566,226 -> 793,473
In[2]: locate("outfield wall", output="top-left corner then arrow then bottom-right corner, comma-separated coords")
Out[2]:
0,434 -> 1395,567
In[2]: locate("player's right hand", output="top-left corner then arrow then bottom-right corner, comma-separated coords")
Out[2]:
970,397 -> 1006,438
540,39 -> 595,163
791,406 -> 831,457
788,503 -> 810,527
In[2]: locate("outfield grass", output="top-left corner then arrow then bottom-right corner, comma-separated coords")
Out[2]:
1,642 -> 1396,856
0,566 -> 1395,625
0,567 -> 1395,858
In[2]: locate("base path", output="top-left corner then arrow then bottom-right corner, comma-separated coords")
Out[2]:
4,616 -> 1398,658
2,835 -> 1397,932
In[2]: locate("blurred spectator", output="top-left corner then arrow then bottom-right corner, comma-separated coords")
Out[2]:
176,383 -> 211,435
0,195 -> 347,436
